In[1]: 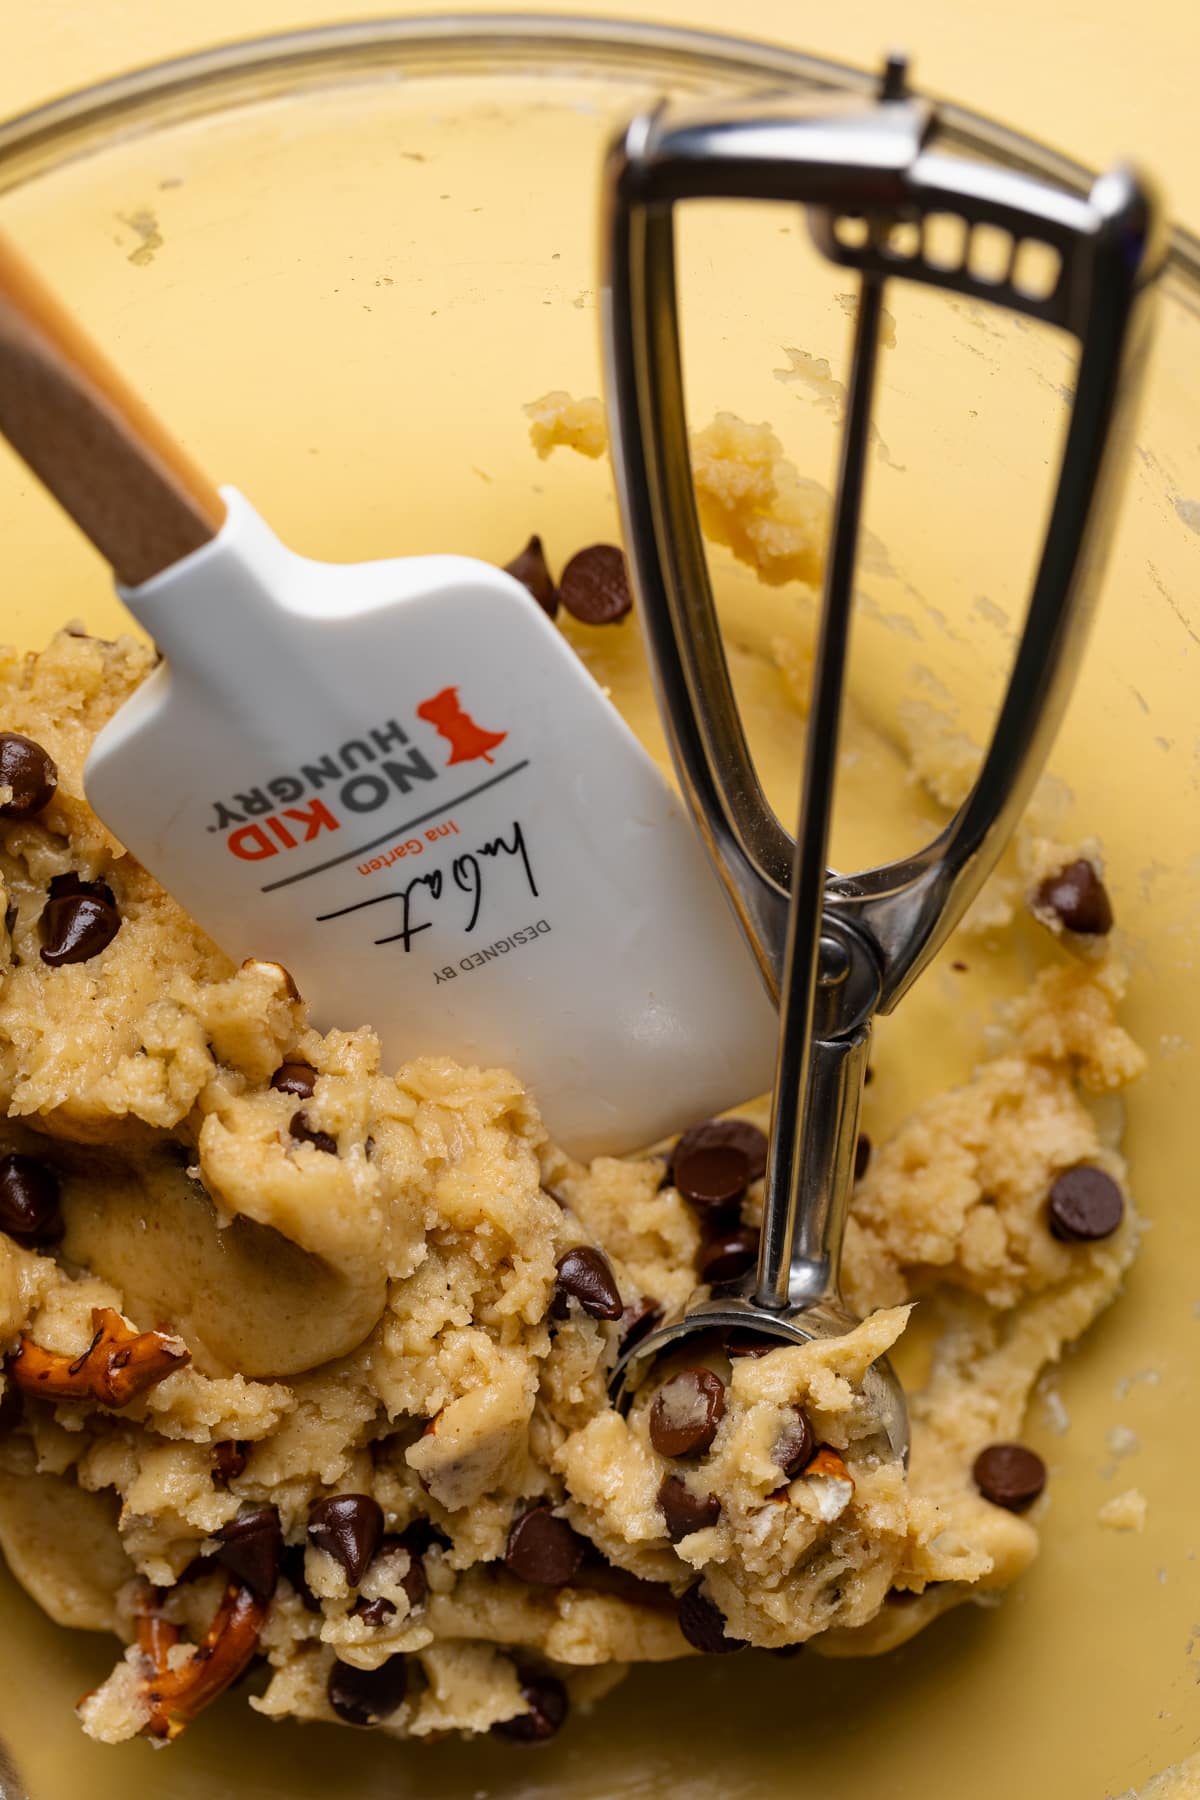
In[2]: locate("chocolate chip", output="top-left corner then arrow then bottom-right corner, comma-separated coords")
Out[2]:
772,1407 -> 815,1480
47,872 -> 113,903
216,1505 -> 282,1601
972,1443 -> 1047,1511
698,1225 -> 759,1286
0,1153 -> 63,1244
0,1383 -> 23,1436
270,1061 -> 317,1099
504,1504 -> 585,1586
274,963 -> 301,1001
558,544 -> 633,626
1033,859 -> 1114,935
673,1144 -> 750,1218
352,1595 -> 397,1627
618,1297 -> 663,1354
372,1531 -> 430,1613
677,1582 -> 745,1654
395,1517 -> 451,1557
725,1329 -> 778,1359
504,534 -> 559,619
308,1493 -> 384,1587
658,1474 -> 721,1543
176,1552 -> 217,1584
289,1111 -> 338,1156
39,886 -> 120,966
572,1563 -> 677,1611
0,734 -> 58,821
239,956 -> 301,999
211,1439 -> 249,1487
492,1673 -> 569,1742
672,1118 -> 768,1184
327,1655 -> 408,1726
1047,1166 -> 1124,1242
649,1368 -> 725,1459
399,1553 -> 428,1613
854,1134 -> 871,1181
280,1543 -> 322,1613
550,1246 -> 622,1321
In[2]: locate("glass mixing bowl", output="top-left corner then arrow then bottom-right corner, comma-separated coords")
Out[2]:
0,20 -> 1198,1799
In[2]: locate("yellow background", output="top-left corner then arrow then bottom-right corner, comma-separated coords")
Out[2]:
1,0 -> 1198,233
0,9 -> 1198,1800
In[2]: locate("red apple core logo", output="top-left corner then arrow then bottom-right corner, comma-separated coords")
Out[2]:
416,687 -> 508,766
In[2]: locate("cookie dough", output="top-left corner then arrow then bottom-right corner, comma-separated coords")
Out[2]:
1118,1752 -> 1200,1800
0,433 -> 1145,1746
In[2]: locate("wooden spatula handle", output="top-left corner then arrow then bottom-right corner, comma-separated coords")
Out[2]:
0,232 -> 226,588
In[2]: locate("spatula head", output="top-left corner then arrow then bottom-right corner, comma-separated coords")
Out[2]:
85,491 -> 778,1157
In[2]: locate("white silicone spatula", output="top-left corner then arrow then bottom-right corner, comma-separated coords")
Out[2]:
0,233 -> 778,1156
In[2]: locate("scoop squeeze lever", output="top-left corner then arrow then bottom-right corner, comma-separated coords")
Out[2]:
604,55 -> 1164,1453
0,231 -> 778,1158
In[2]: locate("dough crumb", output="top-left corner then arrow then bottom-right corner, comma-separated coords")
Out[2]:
1038,1383 -> 1071,1436
689,413 -> 828,588
1097,1487 -> 1148,1531
524,390 -> 607,460
1113,1750 -> 1200,1800
524,391 -> 829,589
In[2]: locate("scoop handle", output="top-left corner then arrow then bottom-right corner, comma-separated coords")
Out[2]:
0,231 -> 225,588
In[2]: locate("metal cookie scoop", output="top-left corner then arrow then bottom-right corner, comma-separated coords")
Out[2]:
602,55 -> 1164,1458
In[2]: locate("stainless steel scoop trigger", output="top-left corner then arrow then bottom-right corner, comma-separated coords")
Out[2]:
601,55 -> 1164,1455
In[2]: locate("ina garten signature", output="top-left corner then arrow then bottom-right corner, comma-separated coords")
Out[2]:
315,821 -> 538,951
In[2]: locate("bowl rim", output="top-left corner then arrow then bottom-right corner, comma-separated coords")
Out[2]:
0,11 -> 1197,298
